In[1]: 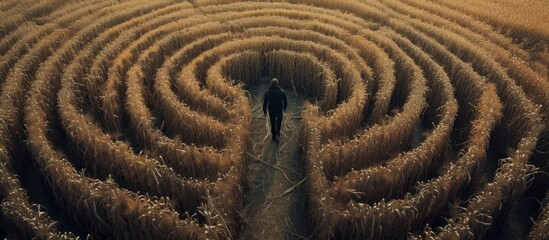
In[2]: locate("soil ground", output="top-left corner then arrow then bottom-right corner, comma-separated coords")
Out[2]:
238,80 -> 310,240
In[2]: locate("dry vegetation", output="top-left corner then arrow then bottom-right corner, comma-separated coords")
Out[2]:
0,0 -> 548,239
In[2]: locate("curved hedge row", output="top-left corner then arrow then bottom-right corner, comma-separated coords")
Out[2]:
0,0 -> 547,239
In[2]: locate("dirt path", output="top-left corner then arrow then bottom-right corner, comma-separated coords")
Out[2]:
239,81 -> 309,240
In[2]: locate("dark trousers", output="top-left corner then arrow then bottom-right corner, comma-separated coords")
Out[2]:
269,114 -> 283,136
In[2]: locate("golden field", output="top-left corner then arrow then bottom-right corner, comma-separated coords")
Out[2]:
0,0 -> 548,239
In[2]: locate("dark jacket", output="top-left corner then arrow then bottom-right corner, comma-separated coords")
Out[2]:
263,86 -> 288,116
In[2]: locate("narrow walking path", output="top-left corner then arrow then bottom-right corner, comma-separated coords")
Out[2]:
239,80 -> 309,239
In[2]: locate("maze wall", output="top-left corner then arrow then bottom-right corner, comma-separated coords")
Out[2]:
0,0 -> 548,239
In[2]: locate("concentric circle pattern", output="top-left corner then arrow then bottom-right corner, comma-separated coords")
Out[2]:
1,0 -> 548,239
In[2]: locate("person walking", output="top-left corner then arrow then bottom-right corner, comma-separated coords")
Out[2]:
263,78 -> 288,141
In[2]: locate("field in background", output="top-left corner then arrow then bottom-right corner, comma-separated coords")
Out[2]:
0,0 -> 548,239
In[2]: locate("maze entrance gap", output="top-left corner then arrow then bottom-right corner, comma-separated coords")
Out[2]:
239,75 -> 310,240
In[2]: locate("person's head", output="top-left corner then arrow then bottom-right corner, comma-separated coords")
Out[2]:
270,78 -> 279,87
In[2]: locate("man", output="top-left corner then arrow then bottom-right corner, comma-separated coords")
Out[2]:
263,78 -> 288,141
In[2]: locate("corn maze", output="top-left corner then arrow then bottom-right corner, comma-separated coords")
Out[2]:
0,0 -> 548,239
